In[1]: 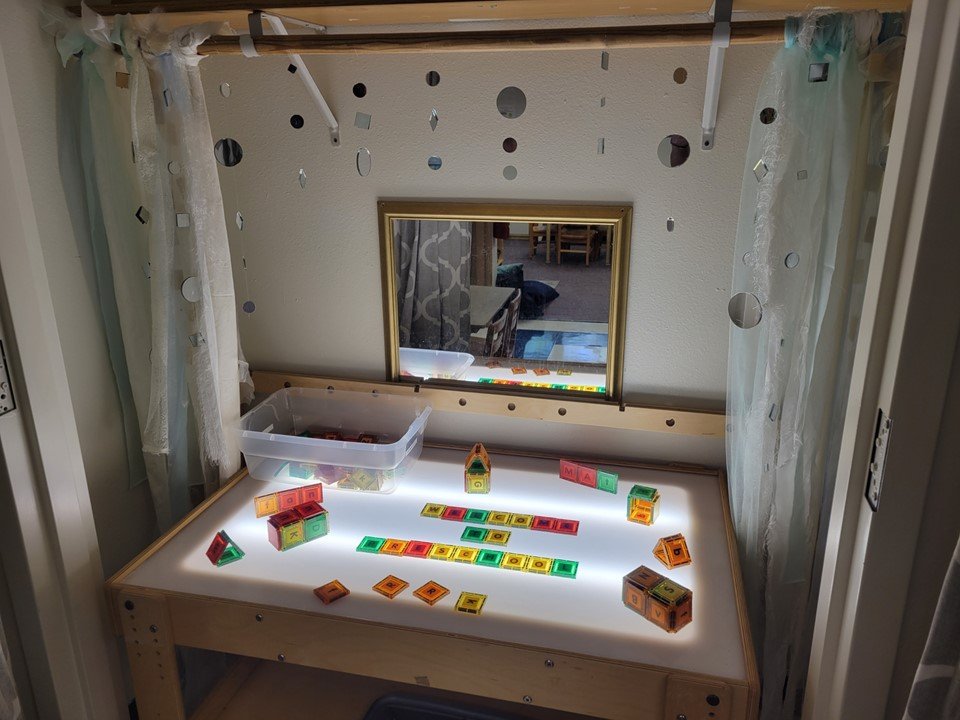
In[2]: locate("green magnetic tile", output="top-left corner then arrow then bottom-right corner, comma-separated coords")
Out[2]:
356,536 -> 387,553
461,526 -> 488,543
629,484 -> 657,501
596,469 -> 618,493
303,514 -> 329,541
475,549 -> 505,567
216,545 -> 244,566
464,508 -> 490,524
551,559 -> 579,579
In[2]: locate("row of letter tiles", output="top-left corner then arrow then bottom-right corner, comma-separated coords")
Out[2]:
420,503 -> 579,535
356,536 -> 578,578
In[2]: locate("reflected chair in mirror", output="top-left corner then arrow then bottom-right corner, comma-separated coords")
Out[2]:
557,225 -> 598,266
528,223 -> 553,263
502,289 -> 522,358
469,309 -> 508,358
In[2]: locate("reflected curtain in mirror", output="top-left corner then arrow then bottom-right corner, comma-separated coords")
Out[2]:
394,220 -> 472,352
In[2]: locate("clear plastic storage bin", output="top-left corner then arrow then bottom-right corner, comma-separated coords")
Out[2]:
236,387 -> 432,493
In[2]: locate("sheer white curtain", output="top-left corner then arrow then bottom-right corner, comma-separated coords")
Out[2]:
50,8 -> 253,529
726,12 -> 904,719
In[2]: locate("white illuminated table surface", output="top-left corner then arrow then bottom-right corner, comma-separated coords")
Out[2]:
123,447 -> 747,682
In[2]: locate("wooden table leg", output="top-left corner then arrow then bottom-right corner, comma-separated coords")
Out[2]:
546,224 -> 552,264
117,591 -> 186,720
585,225 -> 591,267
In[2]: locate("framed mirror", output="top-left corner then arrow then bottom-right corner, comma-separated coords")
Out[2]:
379,201 -> 632,400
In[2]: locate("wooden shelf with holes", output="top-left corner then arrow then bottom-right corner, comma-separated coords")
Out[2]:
108,419 -> 757,720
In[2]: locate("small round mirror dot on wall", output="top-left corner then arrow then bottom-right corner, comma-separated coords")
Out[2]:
503,137 -> 518,153
426,70 -> 440,86
673,67 -> 687,84
290,114 -> 304,129
353,83 -> 367,98
427,156 -> 442,170
760,107 -> 777,124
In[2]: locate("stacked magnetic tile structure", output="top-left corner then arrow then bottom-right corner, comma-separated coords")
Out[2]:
205,531 -> 245,566
420,503 -> 580,535
267,501 -> 330,551
356,536 -> 578,578
627,484 -> 661,525
622,565 -> 692,633
653,533 -> 692,569
559,459 -> 619,493
464,442 -> 491,494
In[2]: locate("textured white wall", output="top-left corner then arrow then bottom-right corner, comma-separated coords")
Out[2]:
0,0 -> 157,576
204,41 -> 775,417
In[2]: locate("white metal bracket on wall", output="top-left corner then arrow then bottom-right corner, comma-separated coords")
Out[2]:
701,0 -> 733,150
246,11 -> 341,147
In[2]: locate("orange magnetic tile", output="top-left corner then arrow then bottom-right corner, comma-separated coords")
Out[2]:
313,580 -> 349,605
380,539 -> 409,555
253,493 -> 279,518
373,575 -> 409,599
413,581 -> 450,606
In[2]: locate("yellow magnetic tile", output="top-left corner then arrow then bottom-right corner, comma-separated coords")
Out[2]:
501,553 -> 528,571
508,514 -> 533,529
455,591 -> 487,615
420,503 -> 446,518
254,493 -> 279,518
428,543 -> 455,561
487,511 -> 511,526
628,505 -> 653,525
380,539 -> 409,555
526,556 -> 553,574
484,529 -> 511,545
452,546 -> 479,563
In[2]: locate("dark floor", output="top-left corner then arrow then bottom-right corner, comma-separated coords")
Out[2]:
502,237 -> 611,323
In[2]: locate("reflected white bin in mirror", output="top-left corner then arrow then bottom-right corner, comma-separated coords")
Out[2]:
399,347 -> 475,381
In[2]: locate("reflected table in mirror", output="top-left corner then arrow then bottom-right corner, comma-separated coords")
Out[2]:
108,447 -> 758,720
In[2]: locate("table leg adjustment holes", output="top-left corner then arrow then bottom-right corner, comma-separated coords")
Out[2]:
124,600 -> 135,611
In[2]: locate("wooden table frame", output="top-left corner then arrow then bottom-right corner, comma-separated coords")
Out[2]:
106,451 -> 758,720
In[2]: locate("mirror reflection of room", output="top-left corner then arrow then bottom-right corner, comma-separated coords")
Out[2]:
394,218 -> 613,394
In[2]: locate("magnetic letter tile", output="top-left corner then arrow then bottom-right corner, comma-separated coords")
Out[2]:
484,529 -> 511,545
559,459 -> 580,482
460,526 -> 488,543
404,540 -> 433,558
452,546 -> 479,563
526,557 -> 553,574
464,508 -> 490,524
380,539 -> 409,555
531,516 -> 558,532
577,465 -> 598,488
205,531 -> 229,565
313,580 -> 349,605
421,503 -> 446,518
441,506 -> 468,521
596,469 -> 619,494
508,514 -> 533,529
551,559 -> 579,579
475,549 -> 504,567
300,483 -> 324,503
216,545 -> 244,566
428,544 -> 455,561
414,581 -> 450,606
501,553 -> 528,571
373,575 -> 409,599
357,536 -> 387,553
487,511 -> 511,526
455,592 -> 487,615
254,493 -> 279,518
277,488 -> 301,511
555,519 -> 580,535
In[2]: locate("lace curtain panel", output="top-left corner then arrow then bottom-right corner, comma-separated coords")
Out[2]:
50,8 -> 253,529
726,12 -> 904,720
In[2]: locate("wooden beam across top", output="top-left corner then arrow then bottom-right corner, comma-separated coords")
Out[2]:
79,0 -> 910,29
197,20 -> 786,55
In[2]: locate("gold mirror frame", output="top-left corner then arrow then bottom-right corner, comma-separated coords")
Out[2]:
378,200 -> 633,401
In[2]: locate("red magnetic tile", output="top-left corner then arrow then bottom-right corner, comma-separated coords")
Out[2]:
294,500 -> 324,520
300,483 -> 323,504
277,488 -> 301,511
559,459 -> 580,482
577,465 -> 598,488
531,516 -> 559,532
441,506 -> 468,521
404,540 -> 433,558
555,519 -> 580,535
205,531 -> 228,564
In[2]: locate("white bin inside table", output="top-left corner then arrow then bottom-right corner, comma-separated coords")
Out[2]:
237,387 -> 431,493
